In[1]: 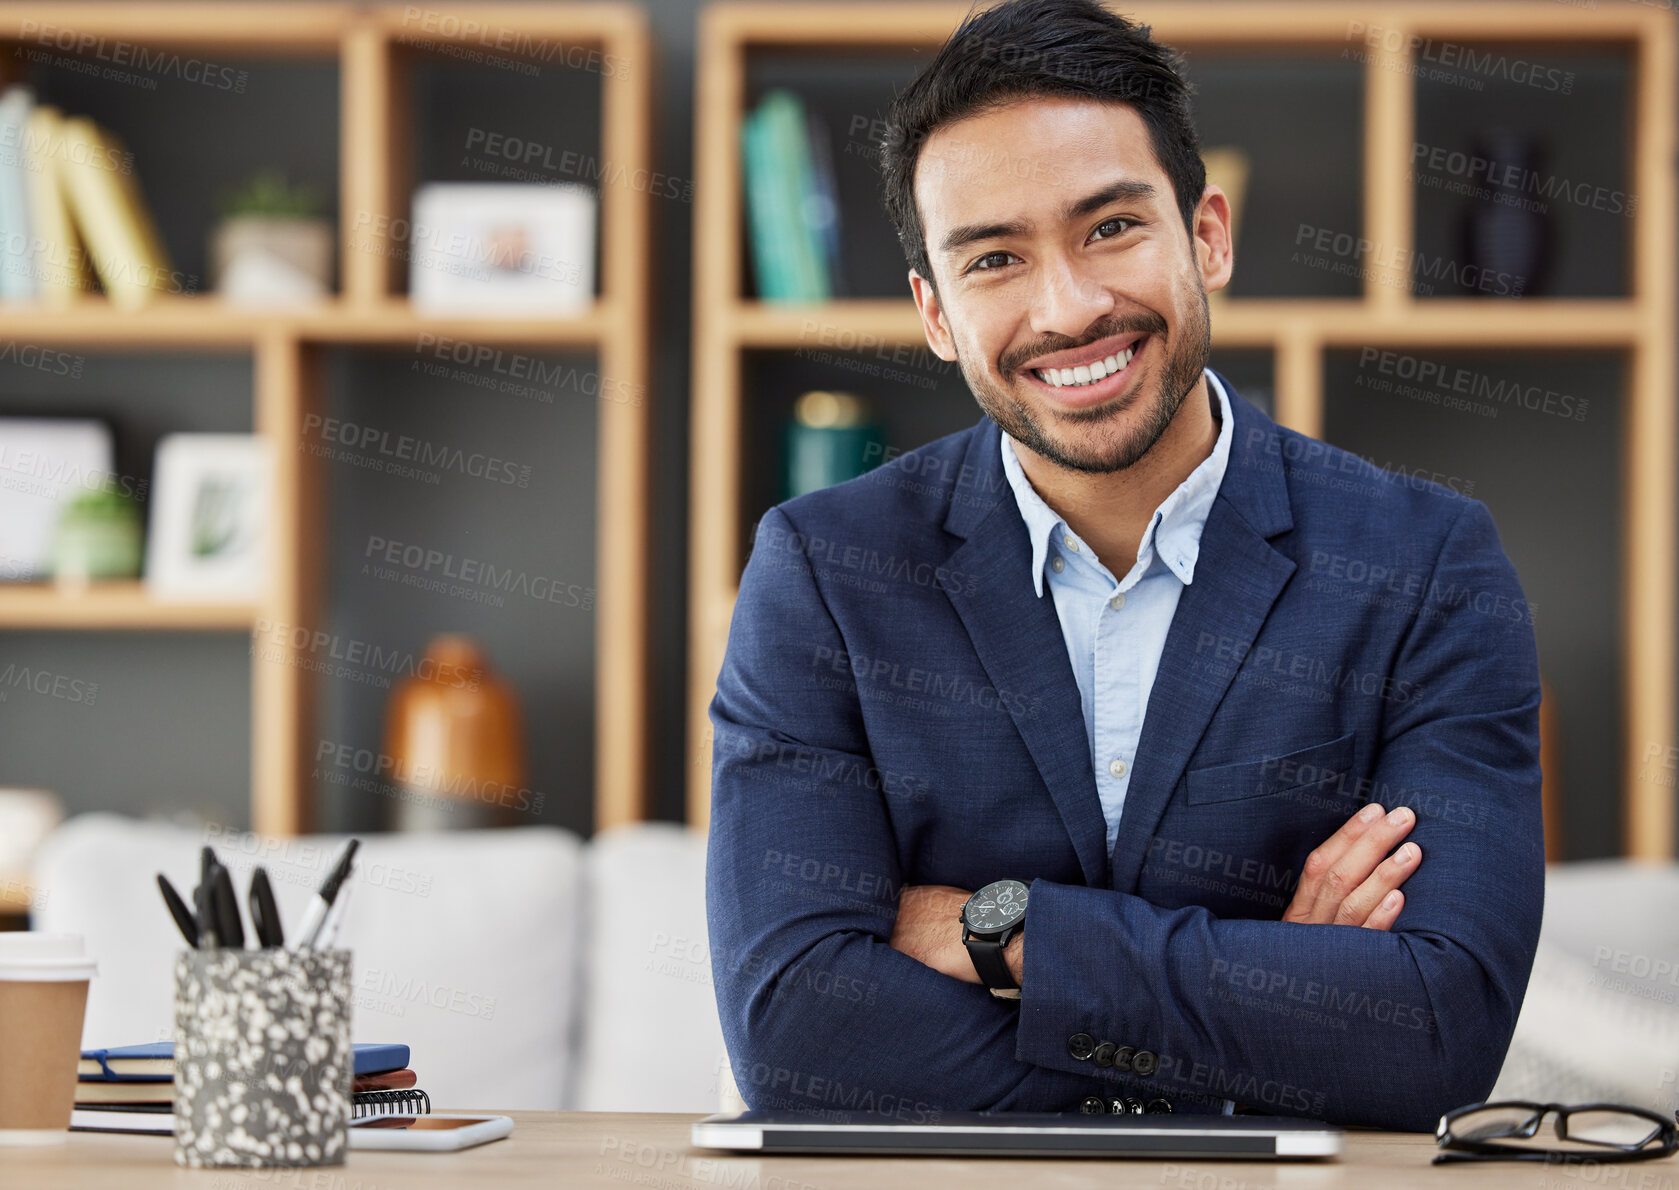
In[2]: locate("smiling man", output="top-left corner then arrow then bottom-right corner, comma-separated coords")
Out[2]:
706,0 -> 1542,1131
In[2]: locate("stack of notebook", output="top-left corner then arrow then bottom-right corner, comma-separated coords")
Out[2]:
71,1041 -> 429,1135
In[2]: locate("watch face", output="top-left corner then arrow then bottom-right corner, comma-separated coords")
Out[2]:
965,879 -> 1029,932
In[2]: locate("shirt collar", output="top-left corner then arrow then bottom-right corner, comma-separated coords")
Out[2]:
1000,369 -> 1235,597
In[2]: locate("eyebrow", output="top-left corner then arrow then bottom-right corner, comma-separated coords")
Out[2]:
937,179 -> 1160,257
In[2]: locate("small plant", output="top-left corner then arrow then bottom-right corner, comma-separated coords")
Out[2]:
218,171 -> 324,220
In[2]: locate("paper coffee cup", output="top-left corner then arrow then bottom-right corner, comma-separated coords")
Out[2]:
0,934 -> 97,1146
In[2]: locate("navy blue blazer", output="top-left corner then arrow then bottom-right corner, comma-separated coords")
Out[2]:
706,377 -> 1543,1131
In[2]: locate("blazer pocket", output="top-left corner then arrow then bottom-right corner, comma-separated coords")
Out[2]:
1184,732 -> 1357,806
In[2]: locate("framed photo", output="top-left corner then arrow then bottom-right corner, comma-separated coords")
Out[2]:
0,418 -> 115,580
144,434 -> 271,601
409,182 -> 597,314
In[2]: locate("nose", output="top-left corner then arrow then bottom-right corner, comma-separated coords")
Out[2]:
1028,253 -> 1115,340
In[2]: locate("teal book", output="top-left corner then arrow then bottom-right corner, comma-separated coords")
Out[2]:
742,104 -> 798,301
756,90 -> 829,301
0,86 -> 36,302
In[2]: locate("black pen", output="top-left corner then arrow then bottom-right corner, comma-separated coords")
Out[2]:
210,863 -> 244,949
249,867 -> 284,949
195,878 -> 219,950
296,839 -> 360,950
156,874 -> 199,947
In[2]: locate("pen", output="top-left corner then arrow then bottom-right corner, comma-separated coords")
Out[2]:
249,867 -> 284,948
195,878 -> 219,950
210,863 -> 245,949
296,839 -> 360,950
313,874 -> 354,950
156,874 -> 199,947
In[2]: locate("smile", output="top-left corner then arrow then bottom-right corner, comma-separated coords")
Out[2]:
1020,333 -> 1149,405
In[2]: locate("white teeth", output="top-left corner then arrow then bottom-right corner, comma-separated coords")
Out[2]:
1035,341 -> 1141,388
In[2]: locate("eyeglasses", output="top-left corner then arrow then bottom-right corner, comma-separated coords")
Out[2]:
1435,1101 -> 1679,1164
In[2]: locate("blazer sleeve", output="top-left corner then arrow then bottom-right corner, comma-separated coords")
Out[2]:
1014,499 -> 1545,1132
706,504 -> 1097,1116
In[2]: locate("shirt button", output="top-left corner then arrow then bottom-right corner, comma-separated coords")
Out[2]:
1109,758 -> 1128,779
1108,593 -> 1125,611
1049,555 -> 1065,573
1064,535 -> 1080,553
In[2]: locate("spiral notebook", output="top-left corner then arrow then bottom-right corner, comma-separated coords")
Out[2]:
352,1089 -> 432,1119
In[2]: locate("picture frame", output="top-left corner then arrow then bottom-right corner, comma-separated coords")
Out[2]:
408,182 -> 597,314
144,434 -> 272,601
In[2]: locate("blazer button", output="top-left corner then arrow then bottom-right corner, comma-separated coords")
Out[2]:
1068,1033 -> 1096,1061
1078,1096 -> 1106,1114
1112,1045 -> 1135,1072
1092,1042 -> 1118,1068
1125,1097 -> 1145,1114
1104,1097 -> 1126,1114
1132,1049 -> 1158,1077
1146,1098 -> 1174,1114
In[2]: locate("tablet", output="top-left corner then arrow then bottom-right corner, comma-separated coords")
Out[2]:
348,1113 -> 514,1151
691,1111 -> 1342,1159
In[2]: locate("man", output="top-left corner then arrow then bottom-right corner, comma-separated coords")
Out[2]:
707,0 -> 1541,1132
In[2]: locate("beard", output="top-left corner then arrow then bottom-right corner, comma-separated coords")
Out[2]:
955,286 -> 1212,474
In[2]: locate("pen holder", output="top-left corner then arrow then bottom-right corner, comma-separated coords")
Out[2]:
173,948 -> 352,1168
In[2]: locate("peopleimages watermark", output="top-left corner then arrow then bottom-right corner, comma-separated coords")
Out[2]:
0,661 -> 98,707
13,20 -> 250,92
397,6 -> 626,77
413,333 -> 644,407
1344,22 -> 1575,94
0,340 -> 85,379
313,739 -> 547,818
251,619 -> 483,691
362,535 -> 594,611
300,412 -> 533,489
1411,142 -> 1634,219
1294,223 -> 1525,296
1355,347 -> 1589,424
461,128 -> 689,202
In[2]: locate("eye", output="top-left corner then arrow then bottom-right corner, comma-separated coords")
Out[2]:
1091,217 -> 1132,242
967,250 -> 1018,273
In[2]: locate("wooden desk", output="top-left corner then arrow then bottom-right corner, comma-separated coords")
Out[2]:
0,1112 -> 1623,1188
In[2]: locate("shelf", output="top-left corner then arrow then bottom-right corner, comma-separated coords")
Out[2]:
0,582 -> 257,630
0,296 -> 612,347
727,298 -> 1650,351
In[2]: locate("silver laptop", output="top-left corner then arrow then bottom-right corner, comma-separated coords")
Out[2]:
692,1111 -> 1342,1159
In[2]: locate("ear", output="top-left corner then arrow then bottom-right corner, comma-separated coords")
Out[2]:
1192,185 -> 1235,295
909,269 -> 958,362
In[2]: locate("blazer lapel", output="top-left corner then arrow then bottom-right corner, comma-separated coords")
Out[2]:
1107,389 -> 1299,893
941,421 -> 1111,888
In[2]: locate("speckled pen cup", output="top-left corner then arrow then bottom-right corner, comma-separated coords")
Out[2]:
173,948 -> 351,1168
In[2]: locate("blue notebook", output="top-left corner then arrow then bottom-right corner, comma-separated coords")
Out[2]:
80,1042 -> 409,1082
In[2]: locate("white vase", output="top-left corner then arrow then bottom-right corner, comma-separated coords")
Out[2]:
210,216 -> 332,305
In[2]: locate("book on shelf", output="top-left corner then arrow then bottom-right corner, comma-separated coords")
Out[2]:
21,103 -> 96,301
55,117 -> 173,309
742,89 -> 841,303
0,86 -> 35,302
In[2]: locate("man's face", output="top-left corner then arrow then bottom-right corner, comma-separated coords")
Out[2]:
909,97 -> 1227,474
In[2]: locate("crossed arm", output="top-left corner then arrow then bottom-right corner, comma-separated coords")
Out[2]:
708,503 -> 1544,1131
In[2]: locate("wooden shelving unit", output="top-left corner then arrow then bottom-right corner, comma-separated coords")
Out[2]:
0,3 -> 653,835
688,2 -> 1677,858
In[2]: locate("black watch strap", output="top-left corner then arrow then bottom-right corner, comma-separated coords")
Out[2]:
964,931 -> 1018,990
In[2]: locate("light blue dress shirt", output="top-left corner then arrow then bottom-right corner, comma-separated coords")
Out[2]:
1000,370 -> 1235,856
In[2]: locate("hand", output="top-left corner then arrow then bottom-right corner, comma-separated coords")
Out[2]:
1283,803 -> 1421,929
888,884 -> 1030,986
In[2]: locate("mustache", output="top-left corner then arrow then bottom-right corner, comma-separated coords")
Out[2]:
999,311 -> 1169,378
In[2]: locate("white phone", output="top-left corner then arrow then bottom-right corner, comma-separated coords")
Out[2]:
348,1113 -> 514,1151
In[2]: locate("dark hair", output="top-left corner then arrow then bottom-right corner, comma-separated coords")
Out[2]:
880,0 -> 1205,286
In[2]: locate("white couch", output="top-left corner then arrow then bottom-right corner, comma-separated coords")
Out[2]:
30,813 -> 727,1112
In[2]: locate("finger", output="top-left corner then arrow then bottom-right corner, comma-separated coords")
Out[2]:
1309,805 -> 1417,922
1360,889 -> 1405,932
1284,803 -> 1386,922
1333,842 -> 1421,927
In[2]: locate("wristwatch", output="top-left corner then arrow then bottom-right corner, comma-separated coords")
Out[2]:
961,879 -> 1029,995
